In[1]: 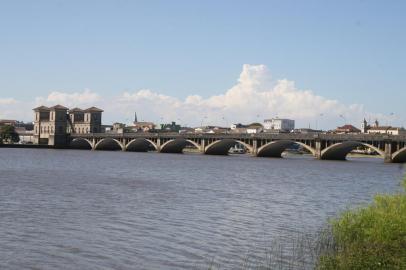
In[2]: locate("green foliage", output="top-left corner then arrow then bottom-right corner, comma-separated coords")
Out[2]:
0,125 -> 19,143
317,177 -> 406,270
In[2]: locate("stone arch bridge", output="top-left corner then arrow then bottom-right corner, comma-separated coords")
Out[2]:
69,133 -> 406,163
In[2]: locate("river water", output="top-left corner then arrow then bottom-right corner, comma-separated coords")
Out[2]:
0,148 -> 404,269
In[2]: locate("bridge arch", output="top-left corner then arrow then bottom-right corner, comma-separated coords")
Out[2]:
126,138 -> 158,152
204,139 -> 253,155
321,141 -> 385,161
70,138 -> 93,150
160,139 -> 201,153
257,140 -> 316,158
392,147 -> 406,163
94,138 -> 125,151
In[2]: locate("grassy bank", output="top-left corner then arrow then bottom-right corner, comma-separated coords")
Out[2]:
317,177 -> 406,270
202,176 -> 406,270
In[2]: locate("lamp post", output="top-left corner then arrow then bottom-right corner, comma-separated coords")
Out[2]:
200,116 -> 207,127
316,113 -> 324,130
388,112 -> 394,126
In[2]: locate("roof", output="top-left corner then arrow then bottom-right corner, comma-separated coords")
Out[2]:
49,104 -> 69,110
33,105 -> 50,111
264,118 -> 294,122
84,106 -> 104,112
247,123 -> 264,128
0,119 -> 17,123
369,126 -> 392,130
69,107 -> 84,113
336,125 -> 361,131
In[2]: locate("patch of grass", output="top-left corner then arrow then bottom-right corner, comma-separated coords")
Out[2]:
317,177 -> 406,270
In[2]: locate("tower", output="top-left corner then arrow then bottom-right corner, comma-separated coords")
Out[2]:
361,118 -> 368,133
33,105 -> 68,146
134,112 -> 138,123
83,107 -> 103,133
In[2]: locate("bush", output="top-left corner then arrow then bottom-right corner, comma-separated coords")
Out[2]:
317,178 -> 406,270
0,125 -> 19,143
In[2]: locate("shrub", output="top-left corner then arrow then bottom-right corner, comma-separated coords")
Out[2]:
317,178 -> 406,270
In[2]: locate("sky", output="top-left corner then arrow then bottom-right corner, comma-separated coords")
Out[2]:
0,0 -> 405,129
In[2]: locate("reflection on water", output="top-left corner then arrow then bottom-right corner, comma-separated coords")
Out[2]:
0,149 -> 403,269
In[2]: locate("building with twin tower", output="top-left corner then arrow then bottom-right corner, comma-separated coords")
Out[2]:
33,105 -> 103,146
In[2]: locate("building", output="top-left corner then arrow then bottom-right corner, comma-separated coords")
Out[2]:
230,123 -> 263,134
160,122 -> 181,132
131,121 -> 156,132
68,107 -> 103,134
367,126 -> 406,135
15,127 -> 34,144
263,118 -> 295,132
292,128 -> 323,134
335,124 -> 361,134
230,123 -> 246,129
112,123 -> 125,133
246,123 -> 263,134
33,105 -> 103,145
0,119 -> 18,127
361,119 -> 405,136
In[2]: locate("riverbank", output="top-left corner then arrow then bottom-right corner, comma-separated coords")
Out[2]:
316,176 -> 406,269
203,173 -> 406,269
0,143 -> 53,149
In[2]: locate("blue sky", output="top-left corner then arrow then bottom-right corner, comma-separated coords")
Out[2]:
0,0 -> 405,127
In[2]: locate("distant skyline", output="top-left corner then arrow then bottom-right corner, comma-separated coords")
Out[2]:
0,0 -> 405,128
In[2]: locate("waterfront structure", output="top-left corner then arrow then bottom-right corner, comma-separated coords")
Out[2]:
33,105 -> 103,145
263,118 -> 295,132
69,132 -> 406,163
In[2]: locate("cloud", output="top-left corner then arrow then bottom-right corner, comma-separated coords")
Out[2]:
35,89 -> 101,107
113,64 -> 372,128
0,98 -> 18,105
1,65 -> 392,129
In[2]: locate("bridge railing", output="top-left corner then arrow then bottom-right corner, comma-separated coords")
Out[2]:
70,132 -> 406,141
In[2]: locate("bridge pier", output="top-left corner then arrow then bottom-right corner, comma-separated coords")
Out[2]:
384,141 -> 392,163
201,139 -> 206,154
251,140 -> 258,156
315,140 -> 322,160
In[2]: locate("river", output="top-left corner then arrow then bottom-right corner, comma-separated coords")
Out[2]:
0,148 -> 404,269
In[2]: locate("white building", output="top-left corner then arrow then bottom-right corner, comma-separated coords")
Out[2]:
263,118 -> 295,132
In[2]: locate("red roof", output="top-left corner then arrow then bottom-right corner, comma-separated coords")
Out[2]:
336,124 -> 361,132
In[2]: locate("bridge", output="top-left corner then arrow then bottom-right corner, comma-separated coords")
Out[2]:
68,132 -> 406,163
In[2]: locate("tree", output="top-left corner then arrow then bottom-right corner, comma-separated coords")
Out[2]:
0,125 -> 19,143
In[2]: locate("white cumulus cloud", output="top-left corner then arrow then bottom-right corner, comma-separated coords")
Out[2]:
35,89 -> 101,107
1,65 -> 392,129
112,64 -> 373,128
